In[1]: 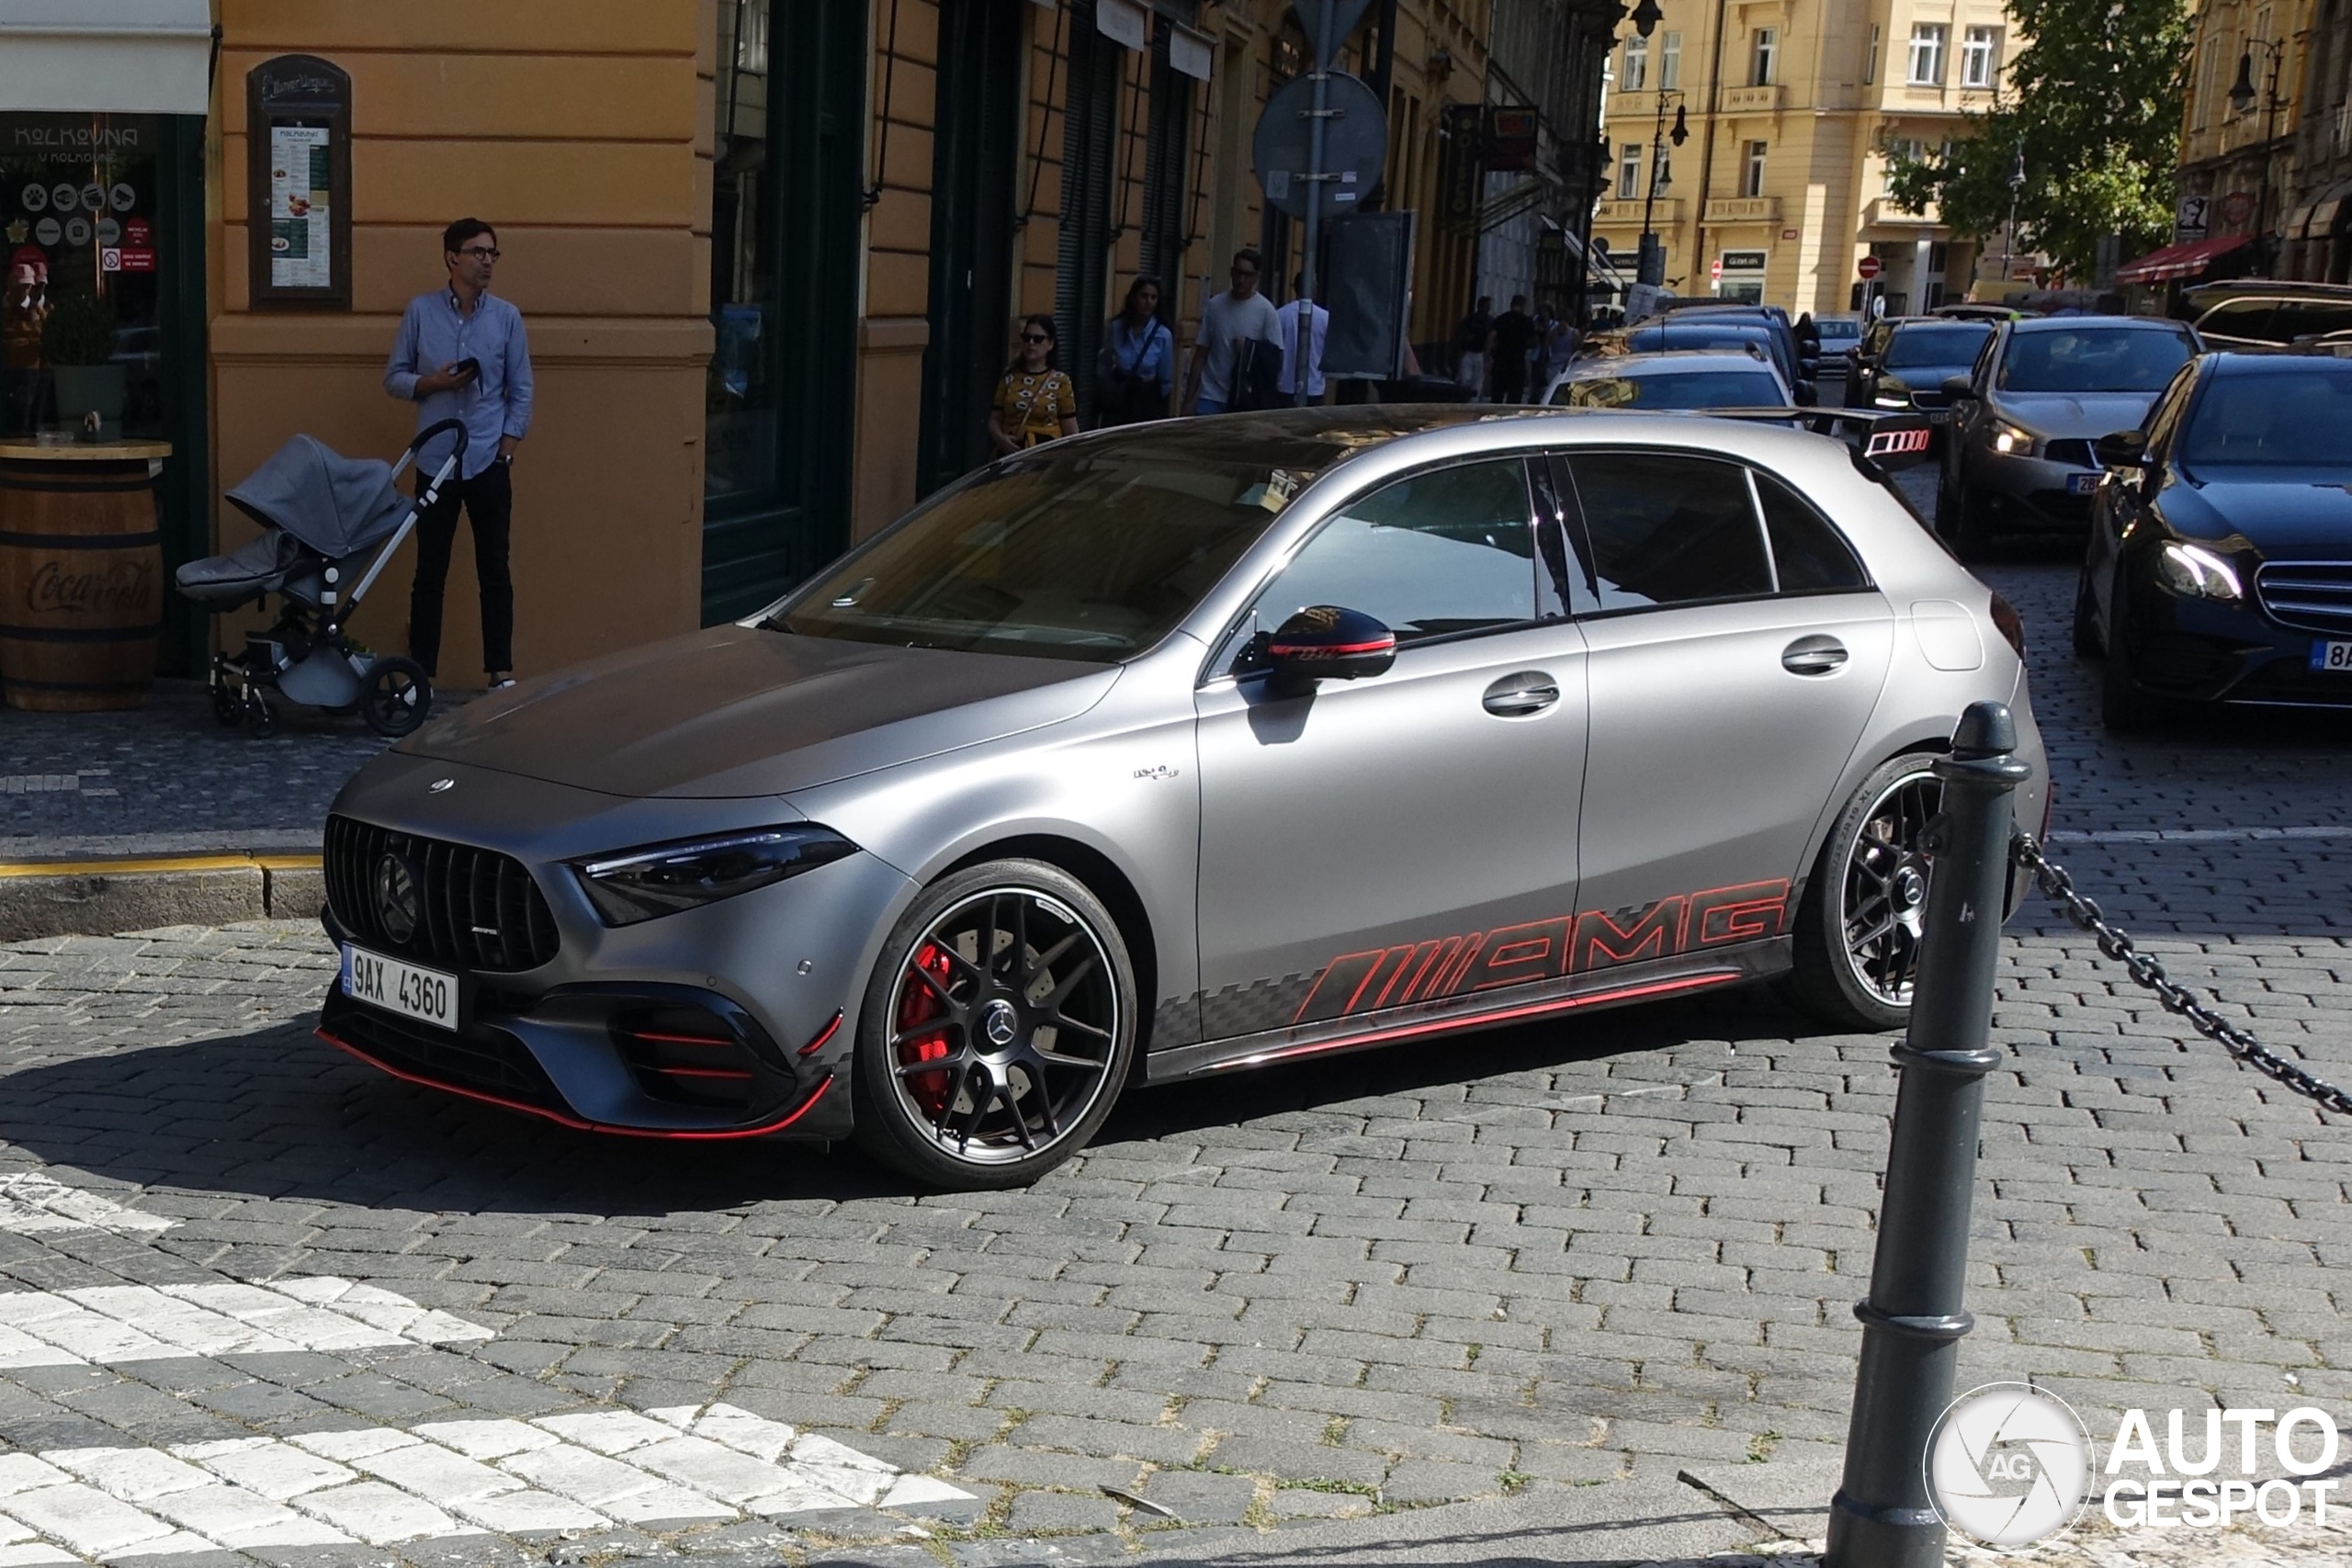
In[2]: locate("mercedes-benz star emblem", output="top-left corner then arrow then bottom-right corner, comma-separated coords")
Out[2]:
374,853 -> 422,944
981,998 -> 1020,1047
428,778 -> 455,794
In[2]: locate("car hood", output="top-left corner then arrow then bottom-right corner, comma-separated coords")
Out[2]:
2165,471 -> 2352,555
1876,363 -> 1973,388
395,625 -> 1120,798
1993,389 -> 2158,438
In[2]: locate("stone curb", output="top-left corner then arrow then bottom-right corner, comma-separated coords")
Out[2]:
0,852 -> 324,942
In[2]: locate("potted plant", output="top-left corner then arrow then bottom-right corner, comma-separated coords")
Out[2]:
41,290 -> 122,439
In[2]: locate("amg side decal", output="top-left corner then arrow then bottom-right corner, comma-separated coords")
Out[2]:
1293,879 -> 1792,1027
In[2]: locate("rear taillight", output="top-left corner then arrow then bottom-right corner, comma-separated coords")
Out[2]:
1989,592 -> 2027,659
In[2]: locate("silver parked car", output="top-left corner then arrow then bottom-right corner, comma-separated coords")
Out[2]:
320,409 -> 2047,1189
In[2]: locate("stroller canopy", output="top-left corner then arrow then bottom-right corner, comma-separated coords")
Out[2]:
225,435 -> 409,559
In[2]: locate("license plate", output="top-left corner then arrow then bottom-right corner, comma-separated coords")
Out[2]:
341,943 -> 457,1031
2311,642 -> 2352,673
2066,472 -> 2103,494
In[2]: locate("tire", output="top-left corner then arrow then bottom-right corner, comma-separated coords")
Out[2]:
242,693 -> 279,739
210,680 -> 243,728
851,859 -> 1138,1190
2070,568 -> 2103,659
2100,577 -> 2162,730
1788,754 -> 1943,1032
360,656 -> 432,738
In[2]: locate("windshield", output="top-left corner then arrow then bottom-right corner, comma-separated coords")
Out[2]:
1998,326 -> 2196,393
1884,323 -> 1992,369
773,433 -> 1340,660
1554,369 -> 1783,409
1816,319 -> 1862,341
2178,367 -> 2352,476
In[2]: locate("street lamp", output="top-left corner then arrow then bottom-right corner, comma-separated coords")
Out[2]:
2002,143 -> 2024,282
2229,38 -> 2288,270
1636,92 -> 1688,287
1630,0 -> 1664,39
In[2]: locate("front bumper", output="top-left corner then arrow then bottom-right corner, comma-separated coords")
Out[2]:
317,752 -> 921,1138
2114,576 -> 2352,707
1966,446 -> 2101,533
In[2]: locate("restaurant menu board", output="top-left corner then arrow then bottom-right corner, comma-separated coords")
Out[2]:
269,124 -> 332,291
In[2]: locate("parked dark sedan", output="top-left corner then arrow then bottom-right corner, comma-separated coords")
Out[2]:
2074,353 -> 2352,726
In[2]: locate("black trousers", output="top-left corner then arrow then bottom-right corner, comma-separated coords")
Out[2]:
408,459 -> 513,678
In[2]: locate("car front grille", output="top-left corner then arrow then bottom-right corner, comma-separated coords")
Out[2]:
2041,438 -> 2095,468
2256,561 -> 2352,637
326,815 -> 560,973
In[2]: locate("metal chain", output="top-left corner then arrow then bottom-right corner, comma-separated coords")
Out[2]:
2010,831 -> 2352,1118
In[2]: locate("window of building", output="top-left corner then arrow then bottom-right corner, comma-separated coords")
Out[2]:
1908,24 -> 1947,85
1262,461 -> 1540,642
1743,141 -> 1768,197
1623,33 -> 1649,91
1752,28 -> 1779,85
1659,30 -> 1682,89
1619,141 -> 1644,199
1564,454 -> 1774,611
1865,24 -> 1881,84
1961,26 -> 2000,87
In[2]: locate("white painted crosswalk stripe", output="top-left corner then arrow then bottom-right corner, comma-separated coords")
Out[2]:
0,1278 -> 494,1368
0,1405 -> 971,1562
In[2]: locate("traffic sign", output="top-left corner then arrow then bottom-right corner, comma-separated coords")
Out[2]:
1297,0 -> 1375,70
1253,72 -> 1388,222
1858,255 -> 1883,280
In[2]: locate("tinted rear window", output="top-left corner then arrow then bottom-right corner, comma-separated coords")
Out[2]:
1566,453 -> 1774,610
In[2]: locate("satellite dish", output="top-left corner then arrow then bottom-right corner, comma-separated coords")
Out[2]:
1252,73 -> 1389,223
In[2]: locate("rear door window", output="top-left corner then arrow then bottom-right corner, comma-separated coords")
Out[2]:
2196,299 -> 2280,343
1559,452 -> 1774,611
2280,299 -> 2352,341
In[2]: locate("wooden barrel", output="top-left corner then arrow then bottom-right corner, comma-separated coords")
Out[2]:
0,442 -> 170,712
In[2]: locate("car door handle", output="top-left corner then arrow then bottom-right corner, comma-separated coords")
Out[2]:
1482,671 -> 1560,716
1781,636 -> 1849,676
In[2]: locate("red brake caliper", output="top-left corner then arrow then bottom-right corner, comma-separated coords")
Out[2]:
896,942 -> 956,1118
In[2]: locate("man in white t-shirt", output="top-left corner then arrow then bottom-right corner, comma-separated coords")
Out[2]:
1277,273 -> 1329,402
1183,248 -> 1282,414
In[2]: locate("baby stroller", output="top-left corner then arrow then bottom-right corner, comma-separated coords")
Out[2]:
175,419 -> 466,738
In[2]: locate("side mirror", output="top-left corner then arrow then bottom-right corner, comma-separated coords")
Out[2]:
2093,429 -> 2150,468
1263,605 -> 1396,694
1793,381 -> 1819,408
1940,374 -> 1975,400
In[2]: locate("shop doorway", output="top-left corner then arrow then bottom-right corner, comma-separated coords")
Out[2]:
703,0 -> 865,625
916,0 -> 1025,494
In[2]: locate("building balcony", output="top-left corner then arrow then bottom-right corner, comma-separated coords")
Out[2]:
1866,196 -> 1942,228
1722,84 -> 1782,113
1595,197 -> 1681,226
1704,195 -> 1780,223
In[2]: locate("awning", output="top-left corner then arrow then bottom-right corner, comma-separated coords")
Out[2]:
0,0 -> 212,116
2304,181 -> 2352,238
2114,233 -> 2252,287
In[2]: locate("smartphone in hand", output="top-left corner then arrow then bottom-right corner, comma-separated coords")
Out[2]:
453,357 -> 481,380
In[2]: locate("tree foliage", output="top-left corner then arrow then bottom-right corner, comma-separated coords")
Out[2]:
1885,0 -> 2192,278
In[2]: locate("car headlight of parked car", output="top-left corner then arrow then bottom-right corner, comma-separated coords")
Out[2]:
571,826 -> 858,926
1990,420 -> 2037,456
1872,383 -> 1911,408
2154,542 -> 2245,604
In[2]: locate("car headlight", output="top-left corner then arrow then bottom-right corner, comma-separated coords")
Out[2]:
571,825 -> 858,926
1990,420 -> 2036,456
1872,389 -> 1910,408
2155,542 -> 2244,604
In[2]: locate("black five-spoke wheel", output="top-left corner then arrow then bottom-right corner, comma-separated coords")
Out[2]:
853,860 -> 1136,1188
1789,754 -> 1942,1031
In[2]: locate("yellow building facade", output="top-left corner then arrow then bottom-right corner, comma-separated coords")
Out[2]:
1591,0 -> 2016,316
2173,0 -> 2317,271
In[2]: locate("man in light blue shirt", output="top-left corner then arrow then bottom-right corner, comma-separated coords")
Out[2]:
384,217 -> 534,688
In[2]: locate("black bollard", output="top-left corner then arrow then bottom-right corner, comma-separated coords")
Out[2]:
1824,701 -> 2030,1568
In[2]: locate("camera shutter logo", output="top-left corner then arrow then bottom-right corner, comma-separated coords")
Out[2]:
1926,1383 -> 2092,1547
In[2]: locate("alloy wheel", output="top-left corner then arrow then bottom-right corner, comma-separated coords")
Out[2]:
1839,770 -> 1941,1008
884,887 -> 1122,1168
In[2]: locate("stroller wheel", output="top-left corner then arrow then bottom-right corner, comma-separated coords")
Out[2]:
361,656 -> 431,739
243,693 -> 279,739
210,681 -> 243,728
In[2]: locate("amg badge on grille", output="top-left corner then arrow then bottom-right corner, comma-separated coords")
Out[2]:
374,853 -> 422,943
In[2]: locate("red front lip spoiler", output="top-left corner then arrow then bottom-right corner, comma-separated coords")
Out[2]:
316,1026 -> 833,1141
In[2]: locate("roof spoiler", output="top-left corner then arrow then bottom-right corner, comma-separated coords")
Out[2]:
1682,406 -> 1939,474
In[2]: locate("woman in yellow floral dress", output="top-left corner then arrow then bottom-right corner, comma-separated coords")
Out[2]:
987,315 -> 1080,456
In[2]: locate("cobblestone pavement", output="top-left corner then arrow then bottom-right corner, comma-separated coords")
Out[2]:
1,552 -> 2348,1564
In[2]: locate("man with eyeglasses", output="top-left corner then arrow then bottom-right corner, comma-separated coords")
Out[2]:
384,216 -> 535,692
1182,247 -> 1280,415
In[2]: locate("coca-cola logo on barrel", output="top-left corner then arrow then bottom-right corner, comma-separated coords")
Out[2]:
27,557 -> 154,617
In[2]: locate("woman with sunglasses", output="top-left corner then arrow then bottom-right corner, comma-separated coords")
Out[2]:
988,315 -> 1079,457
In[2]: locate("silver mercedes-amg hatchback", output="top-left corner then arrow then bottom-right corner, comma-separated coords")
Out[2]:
321,407 -> 2046,1189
